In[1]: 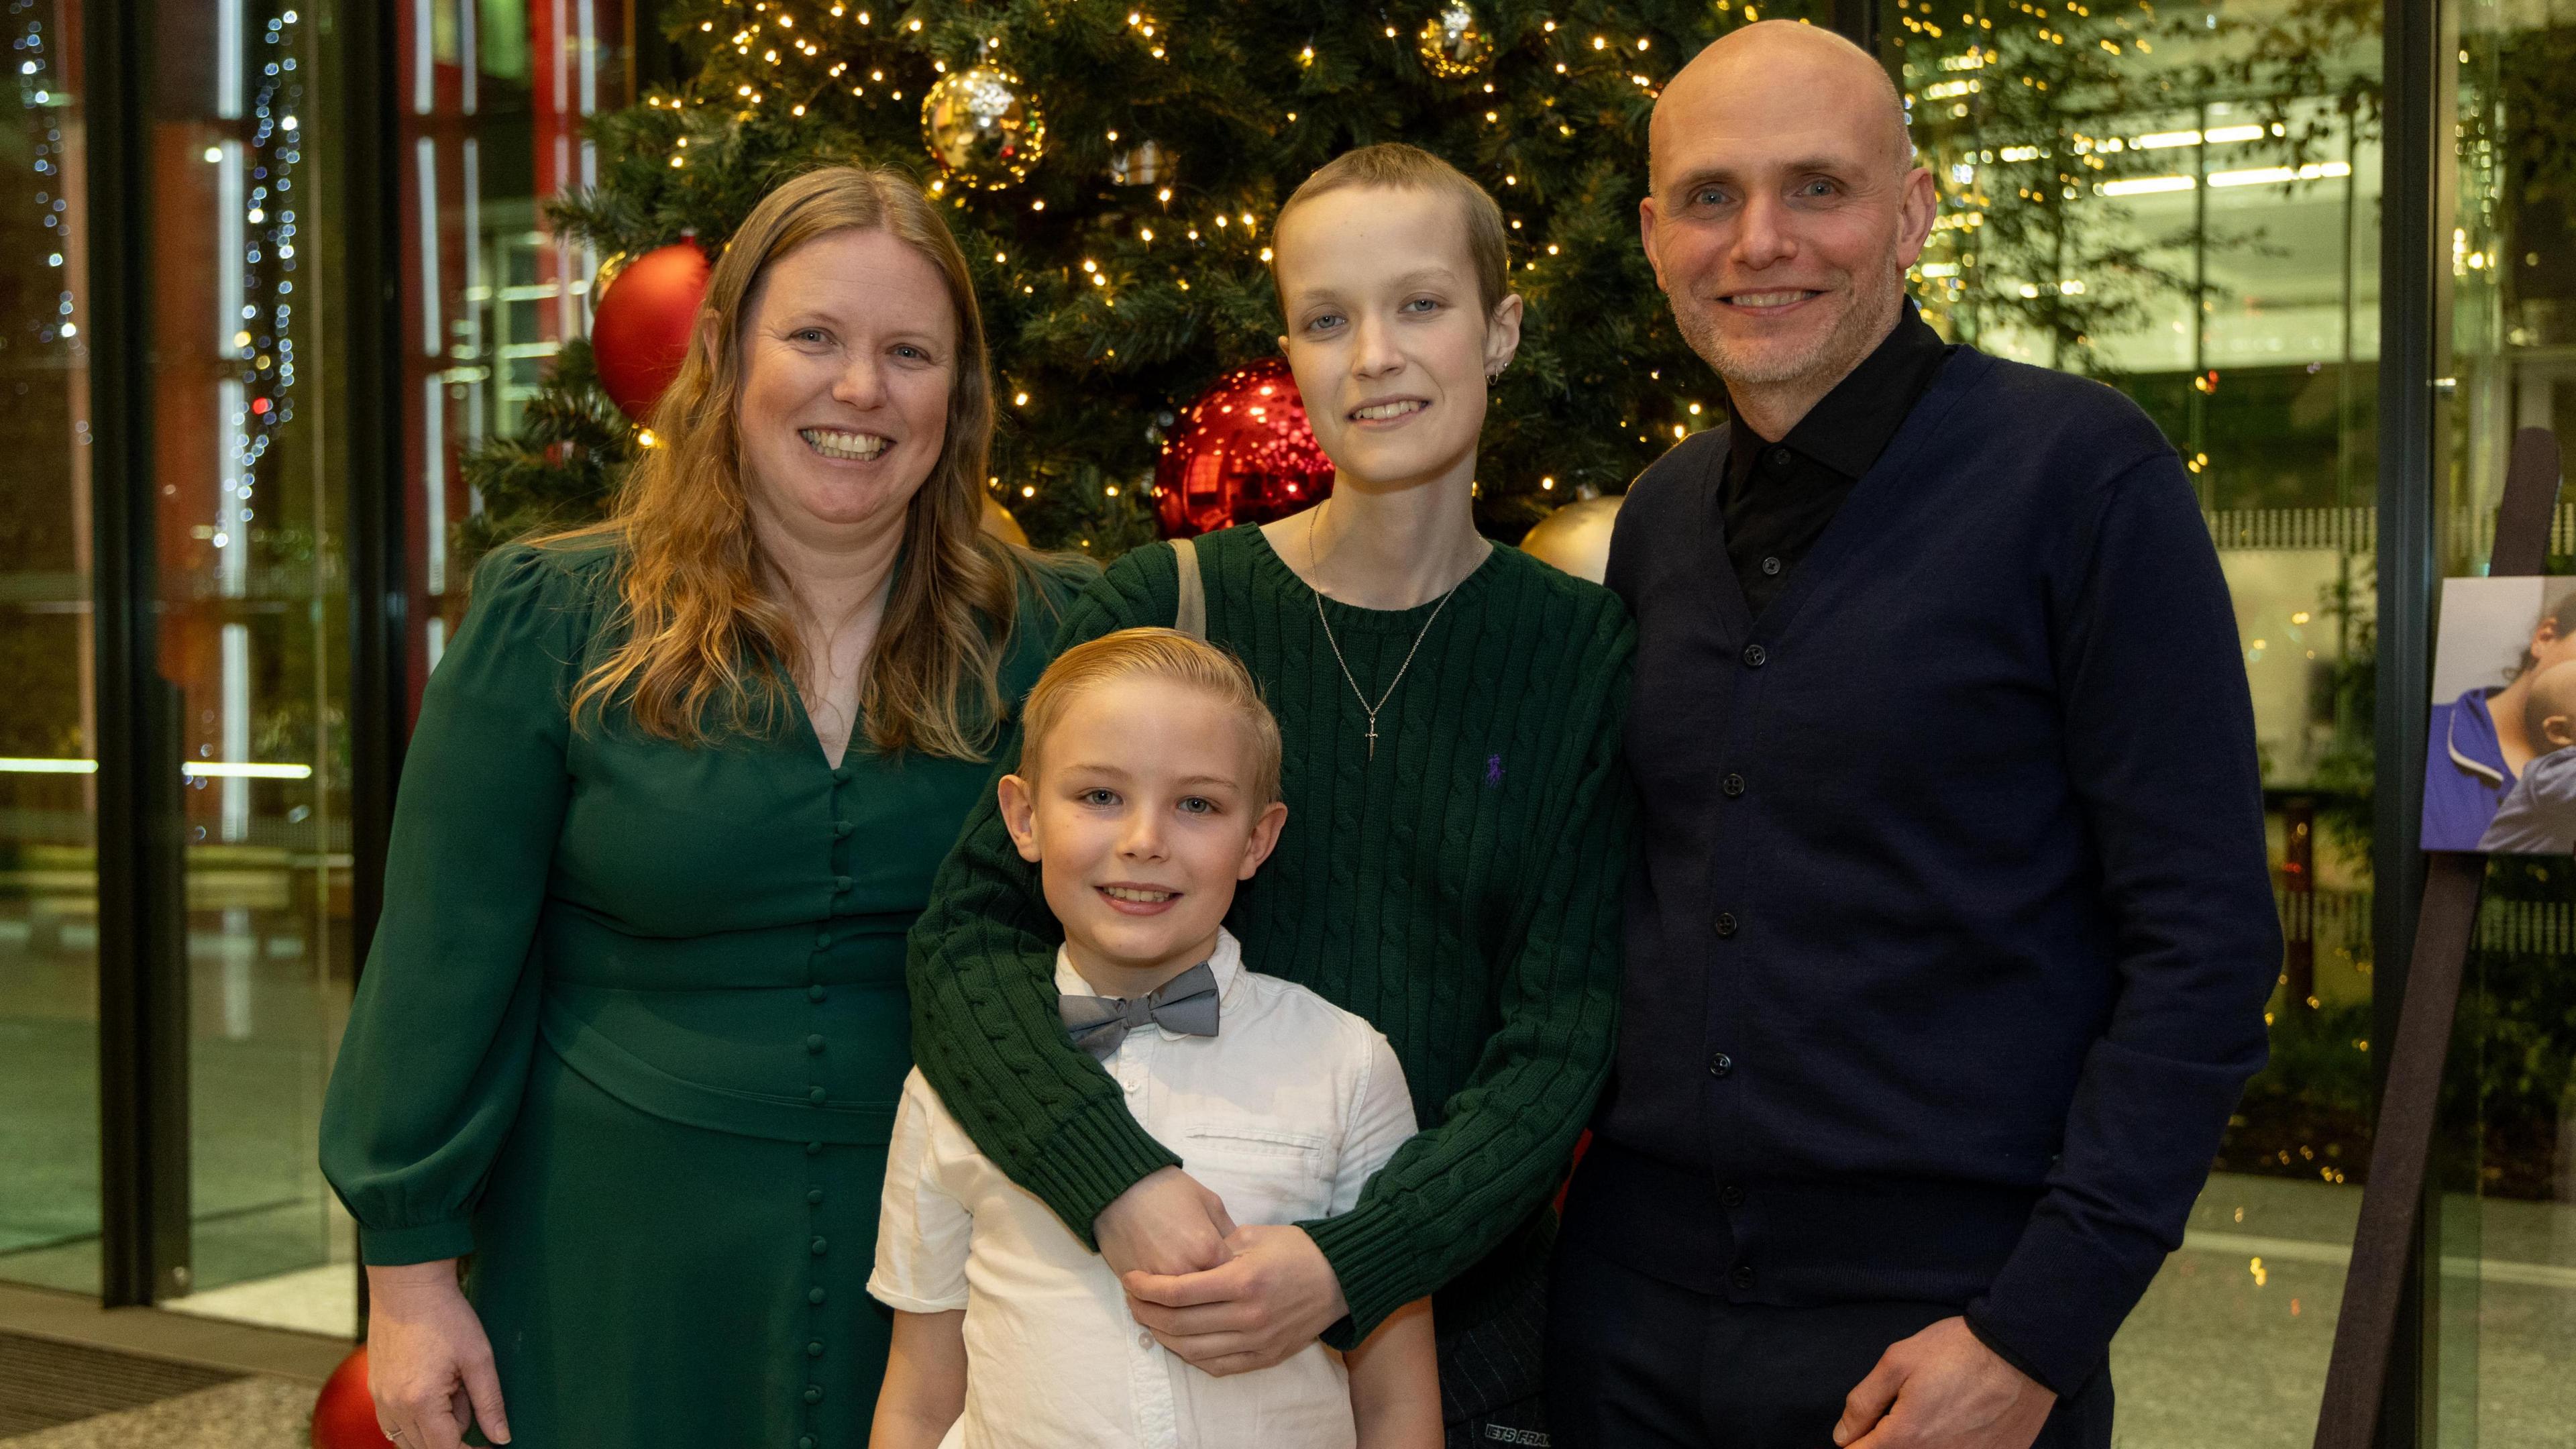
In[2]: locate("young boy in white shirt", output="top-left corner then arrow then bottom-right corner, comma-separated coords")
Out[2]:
869,627 -> 1438,1449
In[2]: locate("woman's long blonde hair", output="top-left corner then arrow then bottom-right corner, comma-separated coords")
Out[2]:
548,166 -> 1038,761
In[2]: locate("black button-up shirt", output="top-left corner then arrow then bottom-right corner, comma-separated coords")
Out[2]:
1721,303 -> 1951,617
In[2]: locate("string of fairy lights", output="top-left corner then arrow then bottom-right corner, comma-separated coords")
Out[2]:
613,1 -> 2348,496
217,5 -> 308,568
12,0 -> 74,347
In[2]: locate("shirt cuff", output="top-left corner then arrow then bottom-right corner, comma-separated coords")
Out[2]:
1964,1214 -> 2155,1397
360,1218 -> 477,1267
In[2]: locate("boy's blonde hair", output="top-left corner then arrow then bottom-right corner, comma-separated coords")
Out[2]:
1018,629 -> 1284,806
1271,143 -> 1510,319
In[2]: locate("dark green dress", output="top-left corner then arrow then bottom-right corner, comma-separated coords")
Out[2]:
319,540 -> 1063,1448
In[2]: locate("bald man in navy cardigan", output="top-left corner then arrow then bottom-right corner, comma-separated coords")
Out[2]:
1544,23 -> 2282,1449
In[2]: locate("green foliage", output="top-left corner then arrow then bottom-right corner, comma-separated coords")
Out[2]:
458,339 -> 637,566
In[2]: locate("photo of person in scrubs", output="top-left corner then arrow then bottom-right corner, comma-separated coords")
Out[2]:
2425,584 -> 2576,851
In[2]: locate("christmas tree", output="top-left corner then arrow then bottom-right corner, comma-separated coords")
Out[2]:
470,0 -> 2285,561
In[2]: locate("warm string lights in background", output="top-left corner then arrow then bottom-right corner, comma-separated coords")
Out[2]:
11,0 -> 74,347
216,5 -> 308,570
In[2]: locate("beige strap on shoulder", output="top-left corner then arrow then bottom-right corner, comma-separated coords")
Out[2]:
1171,536 -> 1208,641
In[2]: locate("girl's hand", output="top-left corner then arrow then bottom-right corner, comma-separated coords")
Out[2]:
365,1261 -> 511,1448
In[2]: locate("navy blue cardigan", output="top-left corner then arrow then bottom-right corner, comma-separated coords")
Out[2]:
1587,345 -> 2280,1395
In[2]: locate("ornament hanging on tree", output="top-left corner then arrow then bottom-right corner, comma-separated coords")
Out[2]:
1153,358 -> 1336,539
920,66 -> 1046,190
1517,493 -> 1625,584
1108,140 -> 1173,187
590,241 -> 711,424
1416,3 -> 1495,79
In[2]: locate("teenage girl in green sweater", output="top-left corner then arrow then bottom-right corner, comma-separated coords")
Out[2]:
904,144 -> 1633,1443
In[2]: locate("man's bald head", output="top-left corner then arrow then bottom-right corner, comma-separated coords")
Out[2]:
1636,18 -> 1937,435
1652,22 -> 1914,188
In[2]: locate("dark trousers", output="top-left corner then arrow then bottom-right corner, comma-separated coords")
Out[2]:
1544,1229 -> 2112,1449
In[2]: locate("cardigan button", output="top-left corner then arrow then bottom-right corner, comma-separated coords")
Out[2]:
807,1086 -> 828,1104
805,1141 -> 824,1156
807,1034 -> 826,1054
834,875 -> 853,892
834,820 -> 853,839
1760,555 -> 1783,577
802,1438 -> 818,1449
1721,773 -> 1746,798
1720,1183 -> 1747,1209
1741,643 -> 1767,668
804,1385 -> 824,1404
808,1187 -> 826,1205
1707,1053 -> 1735,1079
809,984 -> 828,1002
811,1236 -> 829,1255
1713,912 -> 1739,938
831,765 -> 851,782
814,931 -> 832,949
1731,1263 -> 1756,1291
807,1340 -> 825,1358
809,1286 -> 827,1305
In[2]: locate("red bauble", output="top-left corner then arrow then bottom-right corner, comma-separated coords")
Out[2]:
1152,358 -> 1336,538
590,241 -> 712,424
311,1346 -> 394,1449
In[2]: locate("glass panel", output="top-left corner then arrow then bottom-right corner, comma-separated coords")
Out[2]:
2443,0 -> 2576,1442
0,0 -> 102,1297
140,0 -> 356,1335
1886,0 -> 2381,1440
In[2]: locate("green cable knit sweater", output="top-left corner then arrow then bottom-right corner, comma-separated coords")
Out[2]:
904,521 -> 1634,1348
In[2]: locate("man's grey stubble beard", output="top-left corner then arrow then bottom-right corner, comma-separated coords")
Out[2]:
1668,237 -> 1909,398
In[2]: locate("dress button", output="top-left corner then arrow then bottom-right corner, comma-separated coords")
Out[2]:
807,1340 -> 825,1358
801,1438 -> 817,1449
808,1086 -> 828,1104
831,765 -> 851,783
1708,1052 -> 1735,1079
1761,555 -> 1784,577
1731,1263 -> 1756,1291
808,984 -> 828,1003
804,1385 -> 824,1404
809,1286 -> 828,1305
810,1236 -> 829,1256
833,875 -> 853,893
1721,773 -> 1746,798
1720,1183 -> 1748,1209
805,1141 -> 823,1156
807,1034 -> 826,1054
814,931 -> 832,949
1741,643 -> 1768,667
833,820 -> 853,839
1713,912 -> 1739,937
808,1187 -> 826,1205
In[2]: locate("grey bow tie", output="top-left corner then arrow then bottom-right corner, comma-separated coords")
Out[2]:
1059,961 -> 1221,1059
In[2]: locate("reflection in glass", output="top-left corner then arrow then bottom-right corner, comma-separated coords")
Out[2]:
0,0 -> 101,1297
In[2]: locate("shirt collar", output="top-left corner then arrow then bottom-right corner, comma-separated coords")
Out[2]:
1724,299 -> 1952,484
1053,926 -> 1244,1010
2445,686 -> 2509,786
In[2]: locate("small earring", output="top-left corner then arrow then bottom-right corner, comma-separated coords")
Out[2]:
1485,370 -> 1503,384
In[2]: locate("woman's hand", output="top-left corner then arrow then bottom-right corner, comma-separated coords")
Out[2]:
365,1261 -> 511,1448
1121,1224 -> 1350,1376
1094,1167 -> 1236,1278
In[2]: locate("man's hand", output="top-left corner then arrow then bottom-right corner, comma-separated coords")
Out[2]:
1095,1167 -> 1237,1279
1121,1224 -> 1349,1377
1833,1316 -> 2055,1449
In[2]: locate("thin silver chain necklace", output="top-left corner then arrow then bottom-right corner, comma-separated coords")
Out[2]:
1308,503 -> 1464,761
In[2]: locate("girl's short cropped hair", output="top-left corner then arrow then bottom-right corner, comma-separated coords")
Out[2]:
1018,628 -> 1285,806
1271,142 -> 1510,319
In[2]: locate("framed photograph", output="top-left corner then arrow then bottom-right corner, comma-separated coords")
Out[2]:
2424,576 -> 2576,853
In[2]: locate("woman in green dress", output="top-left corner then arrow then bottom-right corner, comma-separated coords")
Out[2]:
319,166 -> 1065,1449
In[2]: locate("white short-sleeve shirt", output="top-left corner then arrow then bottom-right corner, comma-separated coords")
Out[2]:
870,928 -> 1419,1449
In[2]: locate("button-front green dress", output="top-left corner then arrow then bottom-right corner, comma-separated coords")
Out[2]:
319,539 -> 1065,1448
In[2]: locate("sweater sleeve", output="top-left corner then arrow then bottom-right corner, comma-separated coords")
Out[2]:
902,546 -> 1186,1244
1962,454 -> 2282,1394
317,545 -> 590,1266
1301,604 -> 1635,1347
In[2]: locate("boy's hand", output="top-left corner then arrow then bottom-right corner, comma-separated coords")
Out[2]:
1122,1224 -> 1348,1376
1097,1167 -> 1237,1278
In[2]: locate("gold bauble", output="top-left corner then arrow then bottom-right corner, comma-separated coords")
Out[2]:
1518,495 -> 1623,584
920,66 -> 1046,190
980,494 -> 1030,547
1416,2 -> 1494,80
